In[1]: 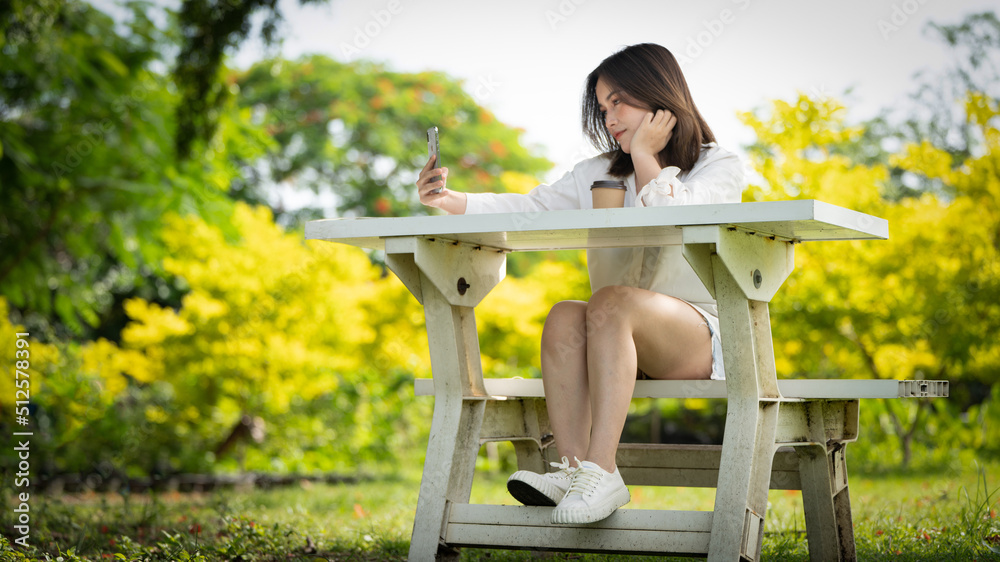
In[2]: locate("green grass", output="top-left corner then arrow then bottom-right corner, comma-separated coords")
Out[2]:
4,460 -> 1000,561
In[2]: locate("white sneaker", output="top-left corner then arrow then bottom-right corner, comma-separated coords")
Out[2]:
506,456 -> 576,506
551,458 -> 630,524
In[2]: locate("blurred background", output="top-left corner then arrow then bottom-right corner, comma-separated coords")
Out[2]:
1,0 -> 998,494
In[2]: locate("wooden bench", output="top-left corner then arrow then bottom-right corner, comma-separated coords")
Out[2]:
415,377 -> 948,559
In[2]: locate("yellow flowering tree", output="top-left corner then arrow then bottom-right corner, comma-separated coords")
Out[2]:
6,195 -> 594,476
0,297 -> 162,476
740,91 -> 1000,467
109,203 -> 432,472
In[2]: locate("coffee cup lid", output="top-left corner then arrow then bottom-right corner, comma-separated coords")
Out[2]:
590,180 -> 626,190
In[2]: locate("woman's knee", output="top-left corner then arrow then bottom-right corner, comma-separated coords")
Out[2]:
541,300 -> 587,353
586,285 -> 634,329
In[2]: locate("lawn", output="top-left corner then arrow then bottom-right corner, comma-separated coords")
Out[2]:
3,458 -> 1000,561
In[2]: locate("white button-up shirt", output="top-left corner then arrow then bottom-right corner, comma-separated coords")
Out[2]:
464,143 -> 745,320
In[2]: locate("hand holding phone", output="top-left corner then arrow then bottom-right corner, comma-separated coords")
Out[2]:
427,126 -> 442,195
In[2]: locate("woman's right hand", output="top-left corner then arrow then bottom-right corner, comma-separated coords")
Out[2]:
417,155 -> 467,214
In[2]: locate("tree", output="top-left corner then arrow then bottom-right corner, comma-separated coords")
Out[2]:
1,0 -> 570,476
0,197 -> 595,475
233,55 -> 553,224
172,0 -> 330,161
110,203 -> 431,471
739,89 -> 999,467
861,11 -> 1000,198
0,0 -> 263,335
735,10 -> 1000,468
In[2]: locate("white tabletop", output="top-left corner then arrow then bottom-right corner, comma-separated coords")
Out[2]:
305,200 -> 887,252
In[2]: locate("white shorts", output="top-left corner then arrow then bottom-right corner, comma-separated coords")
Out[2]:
685,301 -> 725,381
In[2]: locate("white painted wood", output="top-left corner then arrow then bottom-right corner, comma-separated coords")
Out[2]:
706,251 -> 784,561
445,524 -> 711,555
445,505 -> 713,555
384,252 -> 422,304
407,270 -> 490,562
479,399 -> 551,473
682,225 -> 796,303
305,200 -> 888,251
449,504 -> 712,531
412,237 -> 506,308
306,205 -> 918,560
413,377 -> 950,399
798,443 -> 846,561
774,401 -> 859,444
610,444 -> 803,489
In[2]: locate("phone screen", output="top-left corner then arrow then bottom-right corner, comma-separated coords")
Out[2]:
427,126 -> 442,194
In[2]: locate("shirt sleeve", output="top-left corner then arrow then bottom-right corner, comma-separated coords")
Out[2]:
635,148 -> 744,207
464,163 -> 589,214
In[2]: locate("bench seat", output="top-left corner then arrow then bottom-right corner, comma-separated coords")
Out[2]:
414,377 -> 949,400
414,378 -> 948,487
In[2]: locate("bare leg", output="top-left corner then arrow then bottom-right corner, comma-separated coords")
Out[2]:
540,300 -> 591,462
584,286 -> 714,472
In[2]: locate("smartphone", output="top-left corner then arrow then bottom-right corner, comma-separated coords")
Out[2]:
426,126 -> 442,194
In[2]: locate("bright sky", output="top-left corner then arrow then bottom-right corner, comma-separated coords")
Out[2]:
229,0 -> 996,184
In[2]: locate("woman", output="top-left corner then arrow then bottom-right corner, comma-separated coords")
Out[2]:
415,43 -> 744,525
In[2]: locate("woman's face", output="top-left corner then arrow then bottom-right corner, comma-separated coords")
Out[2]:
595,77 -> 649,155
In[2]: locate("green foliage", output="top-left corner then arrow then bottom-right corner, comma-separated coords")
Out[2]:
1,0 -> 562,476
721,13 -> 1000,469
737,88 -> 1000,466
734,82 -> 1000,468
234,55 -> 553,222
173,0 -> 305,162
851,383 -> 1000,474
0,0 -> 264,334
0,199 -> 589,475
77,203 -> 434,473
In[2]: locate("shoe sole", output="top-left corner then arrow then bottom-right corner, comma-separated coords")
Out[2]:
550,487 -> 631,524
507,479 -> 559,506
506,471 -> 569,506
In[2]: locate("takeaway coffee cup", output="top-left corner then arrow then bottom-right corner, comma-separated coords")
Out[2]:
590,180 -> 627,209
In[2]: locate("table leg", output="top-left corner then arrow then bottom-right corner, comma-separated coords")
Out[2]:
408,273 -> 489,561
833,475 -> 857,561
797,410 -> 857,561
705,254 -> 783,561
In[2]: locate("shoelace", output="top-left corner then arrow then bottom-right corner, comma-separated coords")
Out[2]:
550,456 -> 576,476
565,456 -> 604,497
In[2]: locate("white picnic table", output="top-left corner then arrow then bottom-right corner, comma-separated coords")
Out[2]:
306,200 -> 948,561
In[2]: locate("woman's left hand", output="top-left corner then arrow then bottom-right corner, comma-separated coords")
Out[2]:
630,109 -> 676,157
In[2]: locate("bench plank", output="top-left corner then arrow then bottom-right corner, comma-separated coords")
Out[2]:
414,378 -> 949,399
446,504 -> 712,555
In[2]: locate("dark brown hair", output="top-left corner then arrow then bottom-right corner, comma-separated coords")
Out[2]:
583,43 -> 716,177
